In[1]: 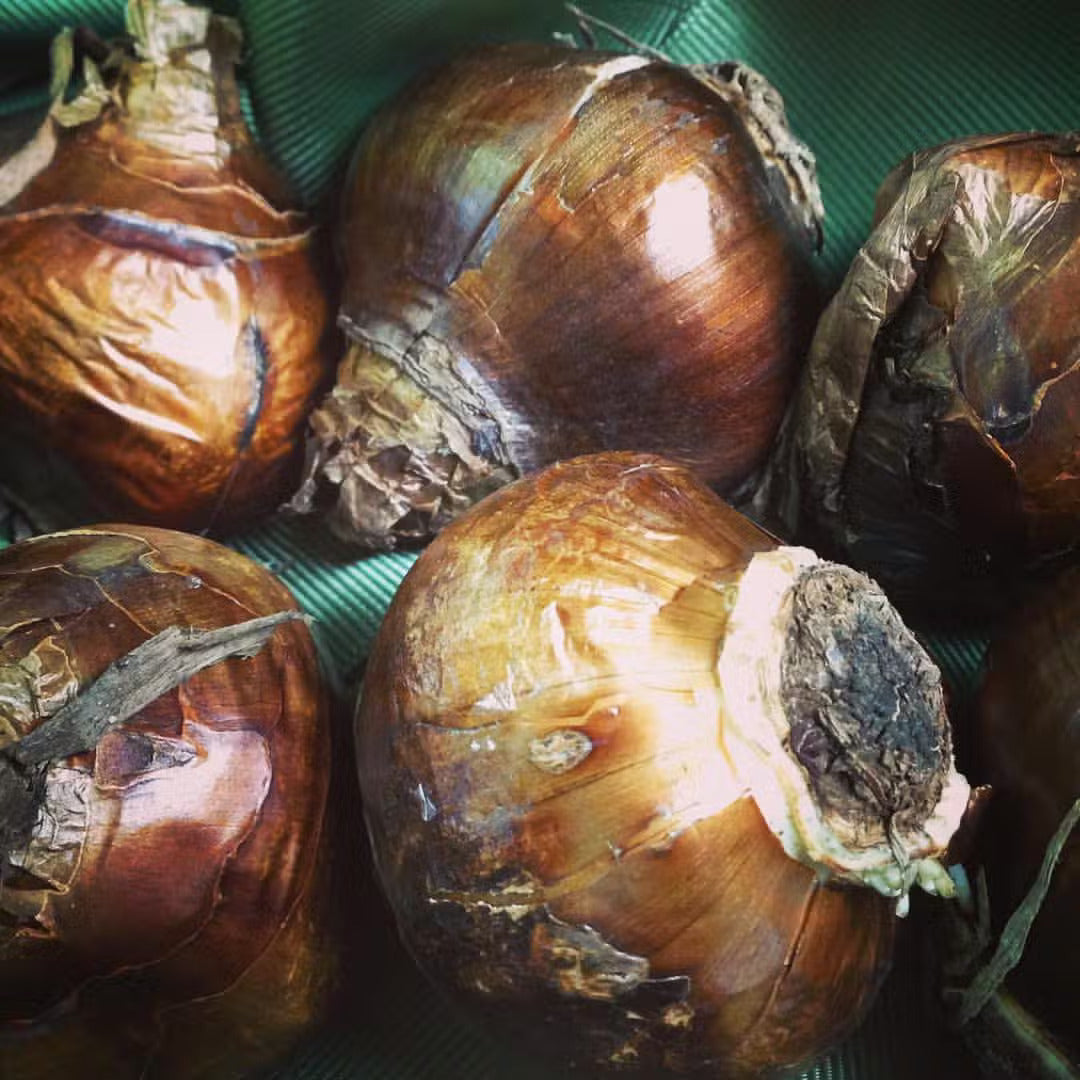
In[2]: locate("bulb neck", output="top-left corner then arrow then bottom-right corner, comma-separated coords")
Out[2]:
290,339 -> 517,549
718,547 -> 969,911
116,2 -> 250,167
694,62 -> 825,252
41,1 -> 262,179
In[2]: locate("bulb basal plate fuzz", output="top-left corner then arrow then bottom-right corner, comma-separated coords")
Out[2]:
356,454 -> 970,1075
719,547 -> 970,913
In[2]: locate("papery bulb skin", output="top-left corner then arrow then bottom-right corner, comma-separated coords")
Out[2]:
0,0 -> 337,534
0,525 -> 331,1078
356,452 -> 969,1076
757,132 -> 1080,616
293,42 -> 824,549
961,565 -> 1080,1072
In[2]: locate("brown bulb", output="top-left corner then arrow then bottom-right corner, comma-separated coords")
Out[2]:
758,131 -> 1080,615
0,1 -> 337,534
356,452 -> 969,1075
958,564 -> 1080,1072
0,525 -> 331,1078
293,41 -> 824,549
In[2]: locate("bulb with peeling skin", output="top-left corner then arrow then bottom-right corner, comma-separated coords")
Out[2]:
0,524 -> 332,1079
292,40 -> 824,549
0,0 -> 336,534
356,451 -> 969,1077
757,131 -> 1080,613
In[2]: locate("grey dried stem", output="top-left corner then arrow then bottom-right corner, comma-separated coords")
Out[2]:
955,798 -> 1080,1026
0,611 -> 306,866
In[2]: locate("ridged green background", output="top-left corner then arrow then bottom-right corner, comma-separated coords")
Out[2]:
1,0 -> 1077,1076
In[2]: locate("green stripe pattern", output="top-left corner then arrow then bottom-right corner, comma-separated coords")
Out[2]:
1,0 -> 1067,1077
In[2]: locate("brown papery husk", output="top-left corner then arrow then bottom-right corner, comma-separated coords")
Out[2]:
356,452 -> 966,1077
0,524 -> 333,1075
0,1 -> 338,535
0,834 -> 337,1080
292,37 -> 824,550
753,131 -> 1080,621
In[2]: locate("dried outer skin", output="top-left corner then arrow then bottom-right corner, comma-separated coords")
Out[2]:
356,453 -> 898,1076
0,525 -> 330,1077
299,42 -> 823,548
969,565 -> 1080,1069
757,132 -> 1080,612
0,5 -> 336,534
1,825 -> 339,1080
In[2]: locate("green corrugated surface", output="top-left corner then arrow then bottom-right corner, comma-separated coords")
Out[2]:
658,0 -> 1078,283
237,0 -> 692,208
0,0 -> 123,35
2,0 -> 1076,1076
